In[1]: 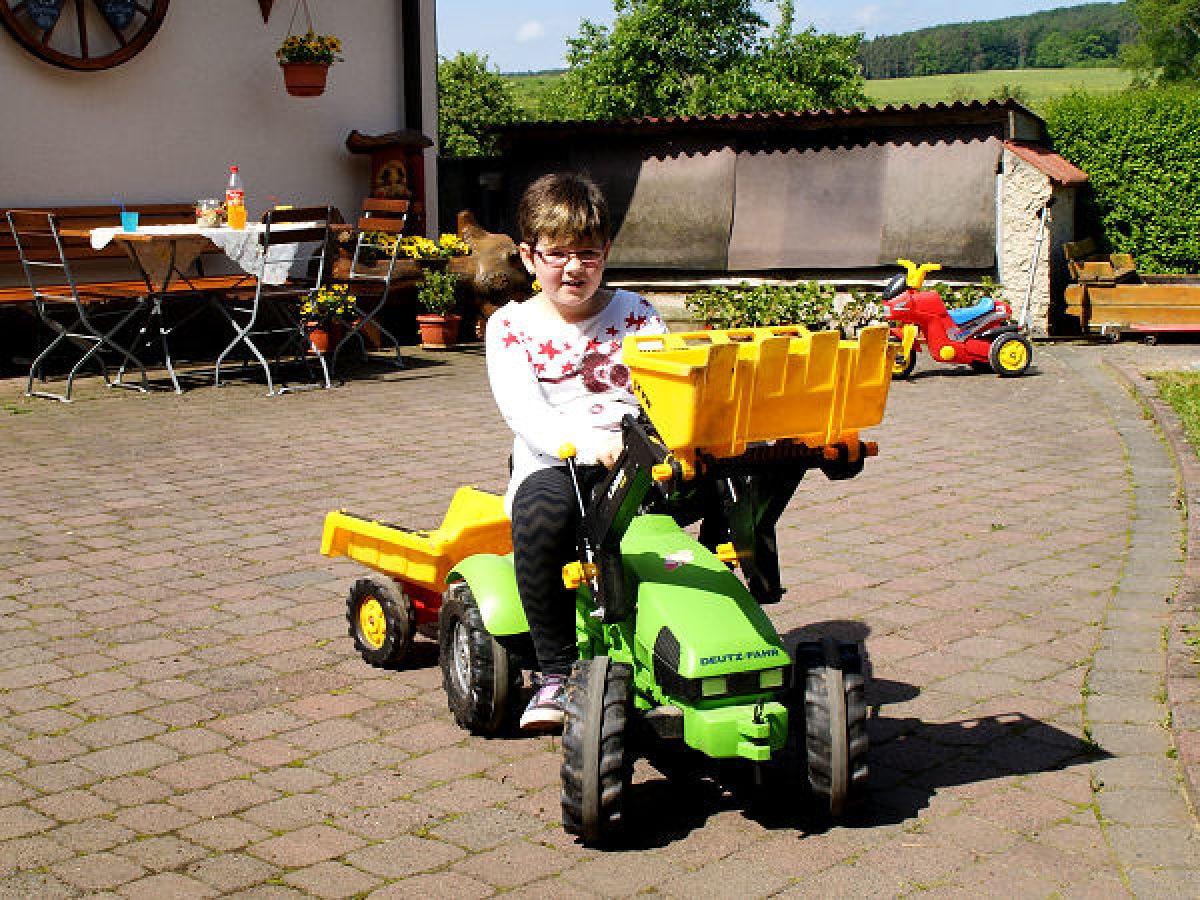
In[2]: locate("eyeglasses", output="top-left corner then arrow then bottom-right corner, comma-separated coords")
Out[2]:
534,247 -> 605,268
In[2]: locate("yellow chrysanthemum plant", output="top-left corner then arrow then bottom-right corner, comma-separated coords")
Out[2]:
276,30 -> 343,65
398,234 -> 472,260
300,283 -> 356,326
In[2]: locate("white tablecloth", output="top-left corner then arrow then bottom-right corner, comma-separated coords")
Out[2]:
90,222 -> 318,286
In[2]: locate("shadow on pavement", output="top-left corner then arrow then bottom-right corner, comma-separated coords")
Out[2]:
602,618 -> 1106,850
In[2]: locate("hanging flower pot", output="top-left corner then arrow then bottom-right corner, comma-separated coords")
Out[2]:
280,61 -> 331,97
275,0 -> 343,99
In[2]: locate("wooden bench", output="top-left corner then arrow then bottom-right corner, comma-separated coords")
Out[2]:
0,204 -> 248,306
1063,237 -> 1139,285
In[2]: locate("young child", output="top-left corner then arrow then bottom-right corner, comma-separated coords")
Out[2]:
485,172 -> 668,731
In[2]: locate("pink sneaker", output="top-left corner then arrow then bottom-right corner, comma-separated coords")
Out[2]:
520,674 -> 567,732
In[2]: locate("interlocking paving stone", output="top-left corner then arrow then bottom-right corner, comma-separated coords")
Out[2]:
2,342 -> 1199,898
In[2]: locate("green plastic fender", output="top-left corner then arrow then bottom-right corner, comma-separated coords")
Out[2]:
446,553 -> 529,636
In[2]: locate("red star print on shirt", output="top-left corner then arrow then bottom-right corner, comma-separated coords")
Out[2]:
606,326 -> 618,337
539,340 -> 560,360
585,338 -> 604,352
625,313 -> 647,329
503,332 -> 520,348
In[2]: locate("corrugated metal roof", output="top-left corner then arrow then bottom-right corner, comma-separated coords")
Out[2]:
1003,140 -> 1089,186
496,99 -> 1044,137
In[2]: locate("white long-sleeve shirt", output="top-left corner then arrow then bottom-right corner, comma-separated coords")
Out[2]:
485,289 -> 668,513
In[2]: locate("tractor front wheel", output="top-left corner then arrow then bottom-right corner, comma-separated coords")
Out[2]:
989,333 -> 1033,377
347,578 -> 414,669
795,637 -> 869,817
439,582 -> 517,734
561,656 -> 633,845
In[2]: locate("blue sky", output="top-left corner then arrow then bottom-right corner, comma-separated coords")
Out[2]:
436,1 -> 1106,73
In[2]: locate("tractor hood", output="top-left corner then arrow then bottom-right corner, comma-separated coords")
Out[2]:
620,515 -> 789,686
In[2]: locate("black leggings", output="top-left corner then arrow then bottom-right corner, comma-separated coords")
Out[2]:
511,465 -> 602,677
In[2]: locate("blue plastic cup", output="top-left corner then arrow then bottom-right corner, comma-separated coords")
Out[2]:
120,211 -> 139,232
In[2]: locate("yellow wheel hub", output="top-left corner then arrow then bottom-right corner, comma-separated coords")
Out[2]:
358,596 -> 388,649
996,340 -> 1028,371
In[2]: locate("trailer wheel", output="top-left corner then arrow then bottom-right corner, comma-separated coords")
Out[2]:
439,582 -> 516,734
561,657 -> 633,845
989,333 -> 1032,377
795,637 -> 869,817
347,578 -> 414,669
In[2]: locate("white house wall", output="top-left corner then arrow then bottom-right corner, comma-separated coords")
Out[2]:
0,0 -> 436,230
1000,148 -> 1061,337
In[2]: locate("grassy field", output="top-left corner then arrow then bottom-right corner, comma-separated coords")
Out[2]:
864,66 -> 1132,109
504,71 -> 565,117
503,66 -> 1132,117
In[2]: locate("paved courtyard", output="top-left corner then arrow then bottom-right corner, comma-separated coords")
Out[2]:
1,339 -> 1198,898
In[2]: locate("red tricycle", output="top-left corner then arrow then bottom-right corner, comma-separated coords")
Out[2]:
883,259 -> 1033,378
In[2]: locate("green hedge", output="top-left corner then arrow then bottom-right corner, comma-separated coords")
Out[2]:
1044,86 -> 1200,273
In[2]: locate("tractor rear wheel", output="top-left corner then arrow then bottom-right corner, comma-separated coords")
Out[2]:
795,637 -> 869,817
439,582 -> 517,734
561,656 -> 633,845
347,578 -> 414,669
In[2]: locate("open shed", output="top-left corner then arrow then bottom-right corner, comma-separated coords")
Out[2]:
473,101 -> 1086,336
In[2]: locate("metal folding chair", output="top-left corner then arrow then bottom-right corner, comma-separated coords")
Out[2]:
6,210 -> 148,403
213,206 -> 333,396
331,198 -> 410,374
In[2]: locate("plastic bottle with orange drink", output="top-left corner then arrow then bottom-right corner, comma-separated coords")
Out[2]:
225,165 -> 246,229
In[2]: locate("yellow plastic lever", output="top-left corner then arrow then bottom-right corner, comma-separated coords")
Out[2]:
562,561 -> 598,589
715,542 -> 740,567
897,258 -> 942,289
651,463 -> 674,482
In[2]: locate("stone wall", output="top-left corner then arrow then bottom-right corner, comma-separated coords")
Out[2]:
1000,148 -> 1074,337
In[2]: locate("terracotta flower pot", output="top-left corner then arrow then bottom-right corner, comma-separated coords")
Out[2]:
416,313 -> 462,350
305,321 -> 343,355
280,62 -> 330,97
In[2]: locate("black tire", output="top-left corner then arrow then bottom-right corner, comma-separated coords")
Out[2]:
438,582 -> 516,734
892,344 -> 918,379
988,333 -> 1033,377
347,578 -> 414,669
795,637 -> 869,817
561,657 -> 633,845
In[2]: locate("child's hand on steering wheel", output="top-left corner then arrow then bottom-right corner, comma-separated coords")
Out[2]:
597,433 -> 624,469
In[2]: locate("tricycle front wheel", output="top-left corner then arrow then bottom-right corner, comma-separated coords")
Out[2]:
989,333 -> 1033,377
892,344 -> 918,379
347,578 -> 414,669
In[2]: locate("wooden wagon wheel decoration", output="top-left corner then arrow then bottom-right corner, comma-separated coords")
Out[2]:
0,0 -> 170,70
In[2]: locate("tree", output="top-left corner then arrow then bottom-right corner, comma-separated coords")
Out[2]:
542,0 -> 866,120
437,52 -> 523,157
1123,0 -> 1200,82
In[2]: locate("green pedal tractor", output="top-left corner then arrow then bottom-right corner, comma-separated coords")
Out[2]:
322,324 -> 894,844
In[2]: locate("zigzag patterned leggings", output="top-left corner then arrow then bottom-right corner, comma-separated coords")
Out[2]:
511,465 -> 603,677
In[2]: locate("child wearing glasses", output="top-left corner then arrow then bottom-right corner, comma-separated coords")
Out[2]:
485,172 -> 668,731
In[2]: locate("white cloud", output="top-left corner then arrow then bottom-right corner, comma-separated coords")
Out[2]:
516,20 -> 546,43
853,5 -> 883,30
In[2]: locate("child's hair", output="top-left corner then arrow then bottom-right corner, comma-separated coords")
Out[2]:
517,172 -> 610,247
